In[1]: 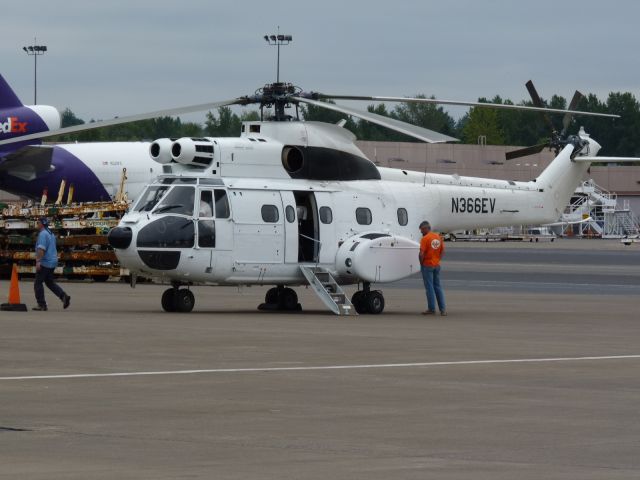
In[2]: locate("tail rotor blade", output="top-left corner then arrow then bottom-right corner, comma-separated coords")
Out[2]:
561,90 -> 584,136
505,143 -> 548,161
525,80 -> 555,132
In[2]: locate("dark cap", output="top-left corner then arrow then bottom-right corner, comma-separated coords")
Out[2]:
38,217 -> 49,226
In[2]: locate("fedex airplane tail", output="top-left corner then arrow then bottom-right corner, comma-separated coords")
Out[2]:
0,74 -> 61,153
0,74 -> 24,108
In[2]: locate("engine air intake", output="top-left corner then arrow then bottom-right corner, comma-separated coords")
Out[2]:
170,137 -> 215,167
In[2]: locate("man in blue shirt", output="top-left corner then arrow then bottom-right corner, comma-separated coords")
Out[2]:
33,218 -> 70,311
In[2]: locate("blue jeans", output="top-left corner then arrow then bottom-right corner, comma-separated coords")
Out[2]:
421,265 -> 445,312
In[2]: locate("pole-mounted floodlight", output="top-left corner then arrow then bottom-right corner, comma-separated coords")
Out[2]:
22,39 -> 47,104
263,28 -> 292,83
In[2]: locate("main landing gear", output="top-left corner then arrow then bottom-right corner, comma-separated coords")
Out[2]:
161,284 -> 195,313
259,285 -> 302,312
351,282 -> 385,314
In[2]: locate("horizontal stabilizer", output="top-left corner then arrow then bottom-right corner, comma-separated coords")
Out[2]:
543,217 -> 593,227
574,157 -> 640,163
0,145 -> 54,181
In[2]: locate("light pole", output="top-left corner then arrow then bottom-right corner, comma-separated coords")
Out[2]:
263,29 -> 292,83
22,42 -> 47,104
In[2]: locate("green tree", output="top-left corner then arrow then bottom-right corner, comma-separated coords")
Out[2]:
205,107 -> 260,137
461,98 -> 505,145
60,108 -> 84,128
391,95 -> 457,138
299,99 -> 359,133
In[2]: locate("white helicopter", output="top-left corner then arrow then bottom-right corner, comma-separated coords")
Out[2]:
2,79 -> 631,315
105,81 -> 639,315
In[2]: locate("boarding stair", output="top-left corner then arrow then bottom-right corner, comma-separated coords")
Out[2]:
621,213 -> 640,235
299,265 -> 356,315
606,209 -> 640,237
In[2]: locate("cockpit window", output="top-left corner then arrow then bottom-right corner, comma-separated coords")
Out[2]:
133,186 -> 170,212
153,186 -> 195,216
137,216 -> 195,249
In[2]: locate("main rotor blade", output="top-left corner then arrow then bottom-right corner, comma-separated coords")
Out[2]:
561,90 -> 584,136
0,98 -> 244,147
293,96 -> 459,143
310,93 -> 619,118
505,143 -> 548,161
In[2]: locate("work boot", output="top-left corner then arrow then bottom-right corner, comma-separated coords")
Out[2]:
63,295 -> 71,309
32,304 -> 48,311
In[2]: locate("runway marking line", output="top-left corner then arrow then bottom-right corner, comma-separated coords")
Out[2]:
1,355 -> 640,381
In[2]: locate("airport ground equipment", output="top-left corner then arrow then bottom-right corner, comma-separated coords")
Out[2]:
0,199 -> 129,280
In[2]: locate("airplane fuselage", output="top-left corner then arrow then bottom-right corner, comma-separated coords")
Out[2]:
0,142 -> 158,201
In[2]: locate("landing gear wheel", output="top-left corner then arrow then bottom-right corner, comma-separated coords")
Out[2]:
351,291 -> 367,314
279,287 -> 299,311
365,290 -> 385,314
161,288 -> 177,312
265,287 -> 279,304
176,289 -> 195,313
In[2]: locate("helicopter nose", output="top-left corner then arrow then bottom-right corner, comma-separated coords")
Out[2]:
108,227 -> 133,249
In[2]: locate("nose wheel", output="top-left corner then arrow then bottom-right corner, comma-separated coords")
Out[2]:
351,283 -> 385,314
161,287 -> 195,313
259,285 -> 301,311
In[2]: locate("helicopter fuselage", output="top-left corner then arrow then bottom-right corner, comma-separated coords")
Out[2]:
108,120 -> 595,301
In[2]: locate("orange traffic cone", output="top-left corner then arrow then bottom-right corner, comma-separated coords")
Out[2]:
1,264 -> 28,311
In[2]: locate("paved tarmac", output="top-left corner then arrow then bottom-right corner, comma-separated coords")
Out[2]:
1,239 -> 639,479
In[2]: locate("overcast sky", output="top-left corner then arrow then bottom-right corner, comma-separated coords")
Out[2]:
2,0 -> 639,124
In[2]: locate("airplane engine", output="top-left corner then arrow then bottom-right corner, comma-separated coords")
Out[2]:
170,137 -> 215,166
335,232 -> 420,283
149,138 -> 173,164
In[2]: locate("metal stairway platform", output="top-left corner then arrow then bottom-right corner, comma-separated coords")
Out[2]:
299,265 -> 356,315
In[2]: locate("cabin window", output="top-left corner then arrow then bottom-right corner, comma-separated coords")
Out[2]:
285,205 -> 295,223
355,207 -> 372,225
199,191 -> 214,218
261,204 -> 279,223
198,220 -> 216,248
397,208 -> 408,226
319,206 -> 333,224
214,190 -> 230,218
